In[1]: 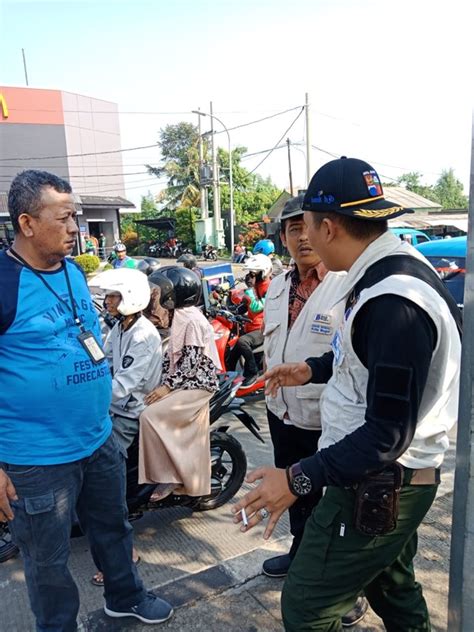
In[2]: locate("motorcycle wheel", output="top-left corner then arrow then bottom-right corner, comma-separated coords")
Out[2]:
193,431 -> 246,511
210,252 -> 218,261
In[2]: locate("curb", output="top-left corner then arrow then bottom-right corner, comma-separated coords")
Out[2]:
81,537 -> 292,630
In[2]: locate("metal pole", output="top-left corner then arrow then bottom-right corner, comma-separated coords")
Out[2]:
305,92 -> 311,185
448,113 -> 474,630
287,138 -> 294,196
210,102 -> 221,248
196,108 -> 208,219
192,107 -> 232,251
22,48 -> 29,86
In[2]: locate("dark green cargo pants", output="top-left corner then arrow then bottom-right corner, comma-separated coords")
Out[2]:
282,479 -> 438,631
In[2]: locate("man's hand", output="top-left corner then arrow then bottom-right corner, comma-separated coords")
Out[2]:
231,467 -> 296,540
264,362 -> 312,398
0,470 -> 18,522
145,385 -> 171,405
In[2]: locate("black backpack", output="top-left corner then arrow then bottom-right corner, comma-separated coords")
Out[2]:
345,254 -> 463,339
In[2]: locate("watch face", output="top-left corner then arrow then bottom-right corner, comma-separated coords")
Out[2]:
293,474 -> 312,496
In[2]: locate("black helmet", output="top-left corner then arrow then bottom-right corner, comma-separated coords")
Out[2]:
149,266 -> 201,310
177,253 -> 197,269
135,259 -> 152,275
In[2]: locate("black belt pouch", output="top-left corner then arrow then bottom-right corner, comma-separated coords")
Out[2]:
354,463 -> 403,536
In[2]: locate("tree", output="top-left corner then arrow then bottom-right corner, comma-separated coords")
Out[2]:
217,148 -> 281,225
434,169 -> 468,210
395,172 -> 437,201
147,122 -> 208,209
396,169 -> 468,210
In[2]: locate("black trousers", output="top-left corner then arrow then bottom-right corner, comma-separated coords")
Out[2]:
267,407 -> 322,557
227,330 -> 263,377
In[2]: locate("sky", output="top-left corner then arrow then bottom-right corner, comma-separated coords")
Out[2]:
0,0 -> 472,209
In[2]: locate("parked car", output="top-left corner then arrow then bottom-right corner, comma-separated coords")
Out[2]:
391,227 -> 431,246
416,236 -> 466,308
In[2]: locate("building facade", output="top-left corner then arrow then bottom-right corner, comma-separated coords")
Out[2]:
0,86 -> 136,252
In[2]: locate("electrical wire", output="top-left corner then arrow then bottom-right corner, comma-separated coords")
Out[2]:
248,108 -> 305,174
0,144 -> 160,162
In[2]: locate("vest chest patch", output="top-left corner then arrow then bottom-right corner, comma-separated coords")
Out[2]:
311,323 -> 333,335
313,313 -> 332,324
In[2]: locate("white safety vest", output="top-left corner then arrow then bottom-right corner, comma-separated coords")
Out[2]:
264,269 -> 345,430
105,315 -> 163,419
319,232 -> 461,469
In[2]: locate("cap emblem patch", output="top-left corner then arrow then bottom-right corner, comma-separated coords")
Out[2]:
363,170 -> 383,197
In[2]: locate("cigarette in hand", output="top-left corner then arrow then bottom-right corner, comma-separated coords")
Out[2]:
240,508 -> 248,527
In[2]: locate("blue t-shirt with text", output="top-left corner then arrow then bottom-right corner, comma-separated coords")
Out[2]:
0,252 -> 112,465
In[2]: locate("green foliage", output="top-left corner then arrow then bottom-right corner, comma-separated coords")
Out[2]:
396,169 -> 468,210
434,169 -> 468,209
175,207 -> 199,245
122,230 -> 139,251
396,172 -> 436,201
75,254 -> 100,274
146,122 -> 208,210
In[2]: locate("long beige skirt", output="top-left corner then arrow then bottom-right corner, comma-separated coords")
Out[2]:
138,389 -> 213,497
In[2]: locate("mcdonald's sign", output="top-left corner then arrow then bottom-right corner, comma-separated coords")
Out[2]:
0,93 -> 9,119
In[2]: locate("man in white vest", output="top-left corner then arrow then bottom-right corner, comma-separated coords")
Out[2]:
233,157 -> 461,631
262,196 -> 342,568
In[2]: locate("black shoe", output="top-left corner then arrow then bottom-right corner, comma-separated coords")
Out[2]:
240,374 -> 257,388
0,526 -> 19,563
262,553 -> 292,578
341,596 -> 368,627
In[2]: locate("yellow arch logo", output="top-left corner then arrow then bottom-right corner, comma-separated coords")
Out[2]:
0,94 -> 9,118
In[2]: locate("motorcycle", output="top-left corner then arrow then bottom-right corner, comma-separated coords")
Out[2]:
207,305 -> 266,400
126,371 -> 263,516
201,244 -> 218,261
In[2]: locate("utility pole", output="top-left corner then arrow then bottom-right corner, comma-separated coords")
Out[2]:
305,92 -> 311,185
286,138 -> 294,196
196,108 -> 208,219
22,48 -> 29,86
448,115 -> 474,630
210,101 -> 222,248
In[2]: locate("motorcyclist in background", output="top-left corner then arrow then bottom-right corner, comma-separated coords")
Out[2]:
253,237 -> 284,276
227,253 -> 272,387
177,252 -> 204,279
112,242 -> 135,269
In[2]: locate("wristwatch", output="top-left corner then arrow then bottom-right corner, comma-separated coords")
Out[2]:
286,463 -> 313,497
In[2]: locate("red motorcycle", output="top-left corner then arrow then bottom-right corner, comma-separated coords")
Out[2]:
208,305 -> 266,399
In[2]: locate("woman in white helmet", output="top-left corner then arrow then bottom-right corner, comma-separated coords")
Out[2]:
227,253 -> 272,387
90,268 -> 163,452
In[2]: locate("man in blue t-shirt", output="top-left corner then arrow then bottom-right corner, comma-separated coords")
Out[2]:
0,171 -> 173,629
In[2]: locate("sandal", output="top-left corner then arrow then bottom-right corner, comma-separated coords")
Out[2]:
91,556 -> 141,586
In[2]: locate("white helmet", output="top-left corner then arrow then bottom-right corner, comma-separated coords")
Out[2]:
89,268 -> 151,316
242,253 -> 273,279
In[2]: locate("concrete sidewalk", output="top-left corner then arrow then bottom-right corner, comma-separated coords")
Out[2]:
0,399 -> 455,631
79,491 -> 452,632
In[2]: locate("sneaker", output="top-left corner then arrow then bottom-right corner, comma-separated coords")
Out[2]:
104,592 -> 173,624
341,596 -> 368,627
0,526 -> 19,563
262,553 -> 292,578
240,374 -> 257,388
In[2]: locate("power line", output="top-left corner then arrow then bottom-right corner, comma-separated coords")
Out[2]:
0,144 -> 160,162
249,107 -> 305,174
0,105 -> 304,162
214,106 -> 304,134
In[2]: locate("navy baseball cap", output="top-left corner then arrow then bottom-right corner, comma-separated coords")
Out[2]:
302,157 -> 414,221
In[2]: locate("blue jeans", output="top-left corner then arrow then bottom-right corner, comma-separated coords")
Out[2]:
2,432 -> 146,632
